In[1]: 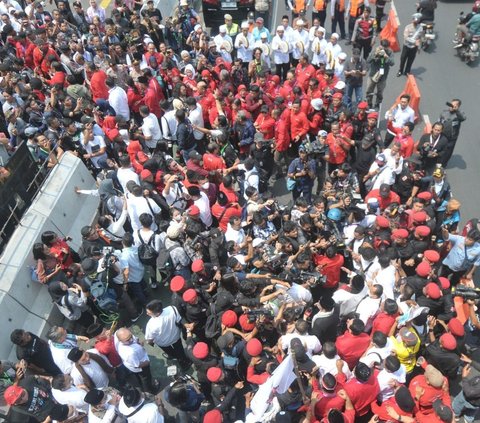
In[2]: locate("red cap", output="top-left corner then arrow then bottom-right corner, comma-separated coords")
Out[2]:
188,205 -> 200,216
424,250 -> 440,263
439,277 -> 451,290
192,342 -> 209,359
332,92 -> 343,99
416,262 -> 432,277
221,310 -> 238,327
107,128 -> 120,140
246,338 -> 263,356
417,191 -> 433,201
170,276 -> 186,292
182,288 -> 197,303
4,385 -> 24,406
239,314 -> 256,332
357,101 -> 368,109
191,259 -> 205,273
376,215 -> 390,229
140,169 -> 153,180
412,211 -> 427,223
440,333 -> 457,351
415,225 -> 431,237
206,367 -> 223,382
425,282 -> 441,299
238,84 -> 247,92
392,228 -> 409,239
367,112 -> 379,120
137,152 -> 149,164
201,69 -> 211,78
203,409 -> 222,423
448,318 -> 465,337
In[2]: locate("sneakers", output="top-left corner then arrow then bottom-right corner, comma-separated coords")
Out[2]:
131,308 -> 144,323
454,43 -> 463,49
150,282 -> 158,289
397,71 -> 403,77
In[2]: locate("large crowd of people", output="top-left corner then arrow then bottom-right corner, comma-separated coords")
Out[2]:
1,0 -> 480,422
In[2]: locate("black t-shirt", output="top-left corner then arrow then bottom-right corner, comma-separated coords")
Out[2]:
12,376 -> 56,422
16,333 -> 61,376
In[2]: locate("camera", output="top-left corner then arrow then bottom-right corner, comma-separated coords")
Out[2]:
262,245 -> 288,273
452,285 -> 480,301
247,308 -> 274,323
446,102 -> 454,108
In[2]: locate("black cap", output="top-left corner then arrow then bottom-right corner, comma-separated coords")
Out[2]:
86,322 -> 104,339
275,411 -> 291,423
354,362 -> 372,382
67,347 -> 83,363
433,399 -> 453,423
290,338 -> 316,373
49,404 -> 69,421
395,386 -> 415,413
123,387 -> 142,407
217,332 -> 234,350
81,225 -> 94,238
379,183 -> 391,198
81,257 -> 98,274
84,389 -> 105,406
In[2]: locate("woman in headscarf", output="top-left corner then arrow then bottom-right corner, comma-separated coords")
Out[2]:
32,243 -> 66,285
183,64 -> 197,95
48,281 -> 93,332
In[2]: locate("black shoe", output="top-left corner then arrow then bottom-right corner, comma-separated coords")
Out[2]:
397,71 -> 403,77
131,308 -> 144,323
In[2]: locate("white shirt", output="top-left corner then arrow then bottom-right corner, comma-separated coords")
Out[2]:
49,339 -> 77,374
285,283 -> 312,304
134,228 -> 162,253
188,105 -> 204,140
162,182 -> 188,210
108,86 -> 130,121
373,265 -> 396,299
326,42 -> 342,69
356,295 -> 382,332
52,386 -> 89,414
117,167 -> 140,193
332,285 -> 368,318
234,31 -> 255,63
385,105 -> 415,133
367,162 -> 395,190
145,306 -> 182,347
382,148 -> 404,175
377,365 -> 406,401
225,224 -> 245,245
311,37 -> 328,66
359,338 -> 393,368
238,165 -> 259,200
88,402 -> 117,423
280,334 -> 322,354
85,135 -> 108,168
118,399 -> 164,423
127,195 -> 161,232
194,191 -> 212,227
70,351 -> 111,389
213,33 -> 233,63
142,113 -> 162,149
114,334 -> 149,373
292,29 -> 310,60
311,353 -> 352,379
272,34 -> 290,64
161,110 -> 178,141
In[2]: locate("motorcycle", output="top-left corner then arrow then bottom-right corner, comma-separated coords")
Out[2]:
421,21 -> 436,50
453,11 -> 480,64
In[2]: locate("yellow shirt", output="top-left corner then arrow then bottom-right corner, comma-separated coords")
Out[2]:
390,333 -> 420,373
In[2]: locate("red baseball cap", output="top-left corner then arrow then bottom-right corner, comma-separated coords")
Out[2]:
438,277 -> 451,290
440,333 -> 457,351
425,282 -> 441,299
188,205 -> 200,216
448,318 -> 465,337
367,112 -> 379,120
357,101 -> 368,109
221,310 -> 238,327
376,215 -> 390,229
206,367 -> 223,383
203,409 -> 222,423
415,225 -> 431,237
140,169 -> 152,180
4,385 -> 24,406
239,314 -> 256,332
332,92 -> 343,99
392,228 -> 409,239
201,70 -> 211,78
246,338 -> 263,356
182,289 -> 197,303
191,259 -> 205,273
170,276 -> 185,292
192,342 -> 209,359
238,84 -> 247,92
424,250 -> 440,263
412,211 -> 427,223
417,191 -> 433,202
416,262 -> 432,277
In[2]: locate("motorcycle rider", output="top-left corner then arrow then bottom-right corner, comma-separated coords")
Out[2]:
455,6 -> 480,46
416,0 -> 436,23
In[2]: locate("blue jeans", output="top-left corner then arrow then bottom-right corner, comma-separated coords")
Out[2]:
452,391 -> 477,422
345,84 -> 363,111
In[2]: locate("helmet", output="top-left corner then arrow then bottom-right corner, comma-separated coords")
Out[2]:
247,11 -> 255,20
327,208 -> 342,222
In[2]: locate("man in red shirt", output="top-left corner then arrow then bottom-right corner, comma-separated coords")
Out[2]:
87,62 -> 109,102
86,323 -> 121,368
203,143 -> 226,172
254,106 -> 275,140
365,183 -> 401,210
290,99 -> 309,144
325,121 -> 352,172
314,245 -> 345,290
394,122 -> 415,158
370,298 -> 399,335
211,192 -> 242,231
335,318 -> 371,370
33,42 -> 60,77
295,54 -> 316,92
195,81 -> 215,123
272,107 -> 290,179
311,373 -> 345,421
186,151 -> 209,179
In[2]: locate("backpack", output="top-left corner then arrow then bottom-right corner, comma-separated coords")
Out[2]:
205,303 -> 221,339
463,376 -> 480,403
156,245 -> 179,280
241,202 -> 250,223
137,231 -> 158,266
90,280 -> 118,312
249,169 -> 269,193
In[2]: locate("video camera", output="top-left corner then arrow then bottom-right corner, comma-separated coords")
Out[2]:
247,308 -> 275,323
284,270 -> 327,287
452,285 -> 480,301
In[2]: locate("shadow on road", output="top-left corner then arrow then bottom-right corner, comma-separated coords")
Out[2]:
447,154 -> 467,170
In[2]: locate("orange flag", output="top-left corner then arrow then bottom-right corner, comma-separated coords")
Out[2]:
380,8 -> 400,52
390,75 -> 421,123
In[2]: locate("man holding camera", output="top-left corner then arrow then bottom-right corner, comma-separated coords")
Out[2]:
365,39 -> 394,109
287,146 -> 316,203
439,99 -> 466,167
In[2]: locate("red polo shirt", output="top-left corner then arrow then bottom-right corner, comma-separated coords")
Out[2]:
335,331 -> 371,370
338,371 -> 380,416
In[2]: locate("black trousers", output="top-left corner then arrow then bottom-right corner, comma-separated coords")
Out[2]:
354,38 -> 373,60
441,264 -> 465,287
275,62 -> 290,81
312,10 -> 327,27
127,364 -> 156,394
332,9 -> 346,38
159,338 -> 191,366
399,45 -> 417,74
